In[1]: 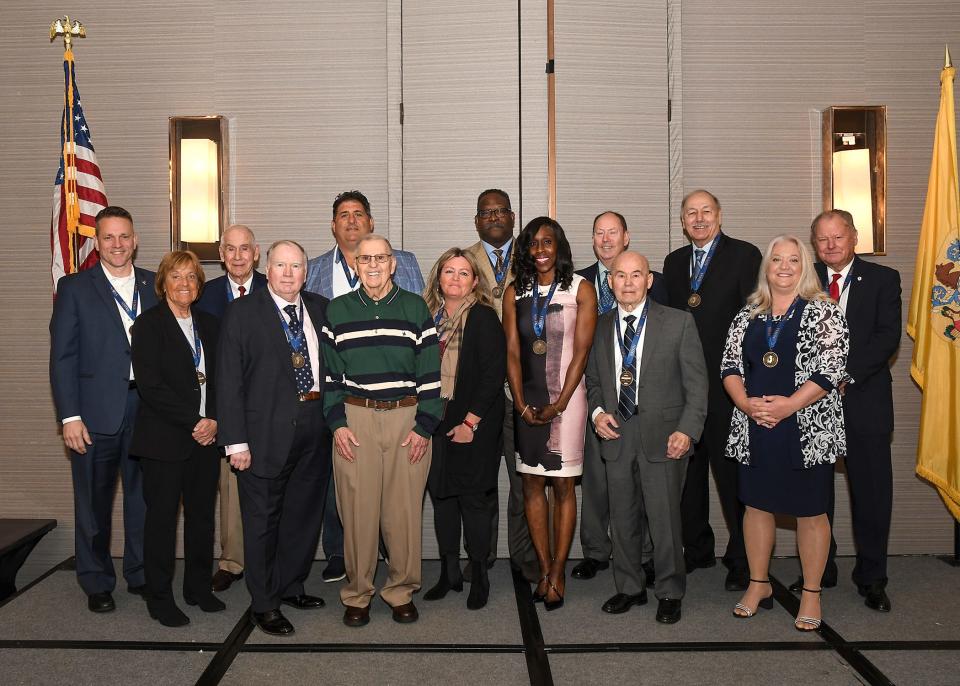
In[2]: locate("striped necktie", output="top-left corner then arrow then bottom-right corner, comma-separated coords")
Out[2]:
616,315 -> 638,421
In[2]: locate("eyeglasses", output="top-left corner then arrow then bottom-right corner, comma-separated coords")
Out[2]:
356,253 -> 392,264
476,207 -> 513,219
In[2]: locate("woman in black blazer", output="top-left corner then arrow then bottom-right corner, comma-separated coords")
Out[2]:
422,248 -> 506,610
130,251 -> 222,627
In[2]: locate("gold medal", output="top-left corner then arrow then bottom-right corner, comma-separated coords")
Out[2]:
532,339 -> 547,355
291,352 -> 306,369
196,370 -> 206,385
762,351 -> 779,368
619,369 -> 634,386
492,285 -> 503,299
687,293 -> 702,308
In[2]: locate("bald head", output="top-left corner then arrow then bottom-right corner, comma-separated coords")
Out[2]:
219,224 -> 260,283
608,251 -> 653,312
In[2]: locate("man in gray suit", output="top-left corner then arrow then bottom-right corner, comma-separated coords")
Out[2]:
585,251 -> 707,624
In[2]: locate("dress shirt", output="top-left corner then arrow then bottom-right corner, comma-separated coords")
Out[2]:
225,287 -> 320,457
332,246 -> 361,298
227,273 -> 254,301
480,237 -> 514,273
688,236 -> 717,277
174,314 -> 207,417
591,299 -> 648,421
827,259 -> 854,314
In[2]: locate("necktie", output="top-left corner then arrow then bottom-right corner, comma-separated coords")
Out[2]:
238,285 -> 246,297
597,270 -> 616,314
283,304 -> 315,393
616,315 -> 638,422
493,248 -> 504,275
693,248 -> 705,275
829,273 -> 841,302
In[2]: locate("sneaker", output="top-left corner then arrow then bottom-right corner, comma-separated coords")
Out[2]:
322,557 -> 347,582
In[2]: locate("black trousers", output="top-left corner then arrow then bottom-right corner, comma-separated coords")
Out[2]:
237,402 -> 331,613
140,444 -> 219,605
431,487 -> 496,564
679,409 -> 746,570
825,429 -> 893,587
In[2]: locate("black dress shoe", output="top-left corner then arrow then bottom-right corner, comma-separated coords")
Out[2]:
859,584 -> 891,612
184,593 -> 226,612
343,604 -> 371,627
655,598 -> 682,624
789,575 -> 838,593
281,594 -> 325,610
211,569 -> 243,593
390,601 -> 419,624
724,568 -> 749,592
571,558 -> 610,580
87,592 -> 115,613
148,602 -> 190,627
642,560 -> 655,589
253,609 -> 295,635
127,584 -> 147,599
684,557 -> 717,573
601,591 -> 648,614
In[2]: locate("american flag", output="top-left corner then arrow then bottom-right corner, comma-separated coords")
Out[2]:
51,50 -> 106,290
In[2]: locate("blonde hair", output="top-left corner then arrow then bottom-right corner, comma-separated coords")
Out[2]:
747,234 -> 828,318
423,248 -> 494,313
156,250 -> 204,300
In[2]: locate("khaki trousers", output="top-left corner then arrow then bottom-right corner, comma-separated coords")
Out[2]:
217,459 -> 244,573
335,404 -> 431,608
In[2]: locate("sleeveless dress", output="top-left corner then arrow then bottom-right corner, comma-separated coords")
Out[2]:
737,300 -> 833,517
513,274 -> 587,476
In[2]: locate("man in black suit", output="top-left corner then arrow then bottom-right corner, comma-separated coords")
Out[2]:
662,190 -> 761,591
216,240 -> 332,636
794,209 -> 901,612
195,224 -> 266,594
50,206 -> 156,612
574,211 -> 667,583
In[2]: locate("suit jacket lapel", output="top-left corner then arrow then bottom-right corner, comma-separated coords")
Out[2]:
845,256 -> 864,317
637,301 -> 660,384
598,311 -> 618,410
90,265 -> 129,337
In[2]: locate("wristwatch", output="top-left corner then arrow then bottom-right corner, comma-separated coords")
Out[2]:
462,418 -> 478,432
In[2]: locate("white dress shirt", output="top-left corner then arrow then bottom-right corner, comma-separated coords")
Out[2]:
227,273 -> 254,300
174,314 -> 207,417
592,299 -> 648,421
826,259 -> 854,314
689,236 -> 717,277
332,247 -> 361,298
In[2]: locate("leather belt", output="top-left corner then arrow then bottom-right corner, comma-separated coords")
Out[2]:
344,395 -> 417,410
298,391 -> 322,402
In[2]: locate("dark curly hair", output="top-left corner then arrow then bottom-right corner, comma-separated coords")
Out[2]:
511,216 -> 574,293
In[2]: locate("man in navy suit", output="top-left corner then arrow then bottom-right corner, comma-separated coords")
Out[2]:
574,211 -> 667,583
793,209 -> 901,613
195,224 -> 267,593
50,205 -> 157,613
304,190 -> 425,583
662,190 -> 761,592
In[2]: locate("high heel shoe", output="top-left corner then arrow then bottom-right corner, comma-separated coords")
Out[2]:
795,587 -> 822,632
732,578 -> 774,618
544,578 -> 565,612
532,575 -> 549,603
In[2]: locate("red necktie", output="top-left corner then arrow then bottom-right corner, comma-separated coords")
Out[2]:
829,273 -> 841,301
238,285 -> 246,297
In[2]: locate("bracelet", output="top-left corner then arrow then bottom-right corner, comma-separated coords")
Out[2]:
519,404 -> 531,418
462,418 -> 478,432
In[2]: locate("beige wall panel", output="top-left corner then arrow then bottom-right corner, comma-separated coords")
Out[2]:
680,0 -> 960,555
554,0 -> 669,269
400,0 -> 522,281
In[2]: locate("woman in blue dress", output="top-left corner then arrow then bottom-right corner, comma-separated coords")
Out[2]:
720,235 -> 848,631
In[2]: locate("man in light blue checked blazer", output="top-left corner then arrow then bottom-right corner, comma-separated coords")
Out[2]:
304,189 -> 425,584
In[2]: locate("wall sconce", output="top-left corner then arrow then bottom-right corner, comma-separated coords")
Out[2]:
169,116 -> 228,261
821,106 -> 886,254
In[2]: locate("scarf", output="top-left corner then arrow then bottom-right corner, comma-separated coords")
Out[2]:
436,293 -> 476,399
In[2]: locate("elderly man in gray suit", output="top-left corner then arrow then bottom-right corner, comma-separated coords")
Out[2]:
585,251 -> 707,624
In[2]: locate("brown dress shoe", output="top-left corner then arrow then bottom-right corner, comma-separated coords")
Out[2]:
211,569 -> 243,593
343,605 -> 370,627
390,601 -> 419,624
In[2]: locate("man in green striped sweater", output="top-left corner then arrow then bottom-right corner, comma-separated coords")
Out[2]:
322,234 -> 441,627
